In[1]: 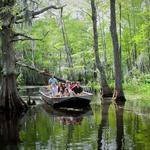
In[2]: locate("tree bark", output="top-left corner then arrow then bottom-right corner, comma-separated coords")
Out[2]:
110,0 -> 125,101
0,25 -> 27,112
91,0 -> 112,97
127,14 -> 132,72
0,1 -> 65,112
0,1 -> 27,112
99,11 -> 107,66
132,1 -> 137,67
59,8 -> 74,80
119,3 -> 122,62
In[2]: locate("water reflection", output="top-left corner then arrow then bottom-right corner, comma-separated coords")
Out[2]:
97,99 -> 126,150
0,87 -> 150,150
42,104 -> 92,125
19,105 -> 94,150
0,112 -> 25,150
114,101 -> 125,150
98,98 -> 111,150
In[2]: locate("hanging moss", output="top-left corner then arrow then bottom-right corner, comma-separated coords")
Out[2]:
21,68 -> 48,85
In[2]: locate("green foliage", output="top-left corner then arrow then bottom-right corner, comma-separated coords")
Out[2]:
87,81 -> 100,92
124,68 -> 150,84
17,73 -> 25,85
7,0 -> 149,86
124,76 -> 150,101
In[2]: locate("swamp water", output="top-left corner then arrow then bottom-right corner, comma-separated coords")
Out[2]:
0,87 -> 150,150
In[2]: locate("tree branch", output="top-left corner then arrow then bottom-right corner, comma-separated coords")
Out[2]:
16,62 -> 66,83
16,4 -> 66,21
78,8 -> 92,18
11,31 -> 49,42
12,38 -> 41,42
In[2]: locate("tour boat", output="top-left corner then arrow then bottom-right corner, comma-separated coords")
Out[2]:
39,87 -> 93,108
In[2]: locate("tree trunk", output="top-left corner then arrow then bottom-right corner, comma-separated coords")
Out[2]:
99,11 -> 107,66
119,3 -> 122,62
102,15 -> 107,66
110,0 -> 125,101
0,2 -> 27,112
83,52 -> 88,84
132,1 -> 137,67
59,8 -> 74,81
91,0 -> 112,97
0,27 -> 27,112
127,14 -> 133,71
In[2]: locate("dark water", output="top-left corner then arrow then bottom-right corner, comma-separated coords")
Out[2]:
0,87 -> 150,150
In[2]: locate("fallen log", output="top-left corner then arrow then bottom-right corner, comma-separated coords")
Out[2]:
16,62 -> 66,83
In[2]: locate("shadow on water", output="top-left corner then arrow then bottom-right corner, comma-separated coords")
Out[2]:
97,98 -> 126,150
0,112 -> 26,150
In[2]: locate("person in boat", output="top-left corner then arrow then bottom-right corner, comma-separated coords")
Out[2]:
70,81 -> 76,90
58,82 -> 65,96
67,80 -> 78,96
63,88 -> 70,97
48,73 -> 58,96
72,81 -> 83,96
65,80 -> 71,91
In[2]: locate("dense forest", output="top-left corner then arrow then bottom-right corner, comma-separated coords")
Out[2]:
0,0 -> 149,111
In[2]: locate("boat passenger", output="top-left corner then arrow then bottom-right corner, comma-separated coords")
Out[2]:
65,80 -> 75,95
64,88 -> 70,97
48,73 -> 58,96
70,81 -> 76,90
58,82 -> 65,96
65,80 -> 71,90
72,81 -> 83,96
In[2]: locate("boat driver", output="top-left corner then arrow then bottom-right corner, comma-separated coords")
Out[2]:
48,72 -> 58,96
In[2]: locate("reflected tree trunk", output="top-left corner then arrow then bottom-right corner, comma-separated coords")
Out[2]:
98,98 -> 111,150
114,101 -> 125,150
0,112 -> 25,150
66,125 -> 73,149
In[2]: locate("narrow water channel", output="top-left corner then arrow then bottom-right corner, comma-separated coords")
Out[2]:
0,87 -> 149,150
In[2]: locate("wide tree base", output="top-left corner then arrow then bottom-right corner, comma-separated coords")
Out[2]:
0,92 -> 28,112
101,86 -> 113,97
0,75 -> 28,112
